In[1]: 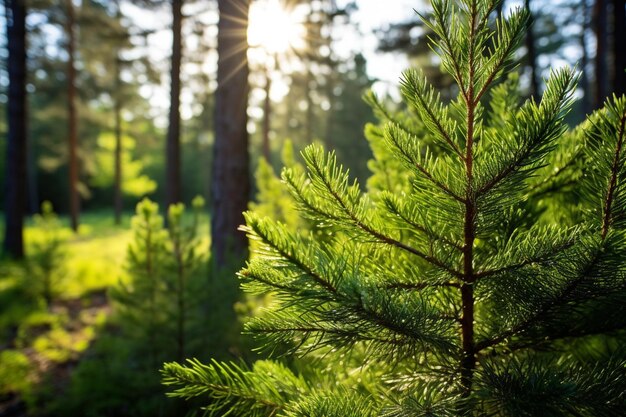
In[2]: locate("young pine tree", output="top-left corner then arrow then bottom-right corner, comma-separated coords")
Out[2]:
28,201 -> 67,309
112,198 -> 208,365
162,1 -> 626,415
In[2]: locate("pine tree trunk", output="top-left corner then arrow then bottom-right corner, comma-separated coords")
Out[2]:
305,67 -> 314,144
3,0 -> 27,259
113,3 -> 123,225
66,0 -> 80,232
212,0 -> 250,268
594,0 -> 609,108
262,68 -> 271,162
114,67 -> 123,225
323,0 -> 336,148
613,0 -> 626,96
461,8 -> 479,399
525,0 -> 539,98
166,0 -> 183,209
580,0 -> 592,116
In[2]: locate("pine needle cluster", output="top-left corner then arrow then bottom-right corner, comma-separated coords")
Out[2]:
162,1 -> 626,415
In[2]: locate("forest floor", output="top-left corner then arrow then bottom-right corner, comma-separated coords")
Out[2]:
0,212 -> 132,417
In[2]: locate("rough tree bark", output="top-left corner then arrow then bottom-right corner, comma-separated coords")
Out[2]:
166,0 -> 183,209
594,0 -> 609,108
3,0 -> 27,259
66,0 -> 80,232
212,0 -> 250,267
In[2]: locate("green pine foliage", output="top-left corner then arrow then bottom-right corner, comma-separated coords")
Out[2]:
27,201 -> 67,308
249,141 -> 308,232
162,1 -> 626,415
111,197 -> 208,363
54,198 -> 211,417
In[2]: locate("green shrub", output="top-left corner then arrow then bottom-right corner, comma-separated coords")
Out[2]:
26,201 -> 67,308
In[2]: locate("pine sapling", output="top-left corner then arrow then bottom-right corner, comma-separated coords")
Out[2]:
163,1 -> 626,415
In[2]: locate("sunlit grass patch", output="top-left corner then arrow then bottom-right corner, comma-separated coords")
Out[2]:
62,231 -> 132,298
0,350 -> 32,395
32,326 -> 95,364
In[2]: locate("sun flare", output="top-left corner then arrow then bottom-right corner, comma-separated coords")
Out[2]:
248,0 -> 306,55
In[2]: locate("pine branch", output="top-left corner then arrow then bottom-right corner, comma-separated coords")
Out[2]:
364,91 -> 424,139
400,70 -> 464,159
475,238 -> 602,352
284,389 -> 379,417
247,292 -> 457,361
474,225 -> 580,279
162,359 -> 308,417
476,67 -> 577,198
385,124 -> 466,204
288,146 -> 463,278
424,0 -> 468,98
474,7 -> 529,104
242,213 -> 338,295
380,192 -> 464,252
477,356 -> 626,415
600,101 -> 626,239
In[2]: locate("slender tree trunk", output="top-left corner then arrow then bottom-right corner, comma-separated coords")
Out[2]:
113,61 -> 123,225
113,2 -> 123,225
525,0 -> 539,98
3,0 -> 27,259
594,0 -> 609,108
613,0 -> 626,96
305,68 -> 314,143
212,0 -> 250,267
323,0 -> 336,148
580,0 -> 592,116
166,0 -> 183,209
460,7 -> 478,401
262,68 -> 271,161
66,0 -> 80,232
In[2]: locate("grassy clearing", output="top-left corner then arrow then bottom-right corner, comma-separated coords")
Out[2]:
1,208 -> 212,415
0,211 -> 133,406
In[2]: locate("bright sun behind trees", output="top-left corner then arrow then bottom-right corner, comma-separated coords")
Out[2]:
248,0 -> 306,56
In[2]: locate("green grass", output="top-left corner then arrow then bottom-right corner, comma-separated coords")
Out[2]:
0,210 -> 135,398
0,207 -> 213,414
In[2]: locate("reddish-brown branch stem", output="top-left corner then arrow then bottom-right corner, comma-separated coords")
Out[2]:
601,112 -> 626,240
460,0 -> 478,398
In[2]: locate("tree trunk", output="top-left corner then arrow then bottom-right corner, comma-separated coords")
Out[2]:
212,0 -> 250,268
262,68 -> 271,162
305,67 -> 314,143
113,3 -> 123,225
66,0 -> 80,232
613,0 -> 626,96
580,0 -> 592,116
594,0 -> 609,108
166,0 -> 183,209
524,0 -> 539,98
114,60 -> 123,225
3,0 -> 27,259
